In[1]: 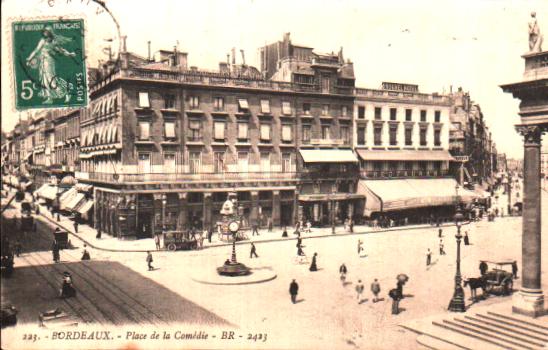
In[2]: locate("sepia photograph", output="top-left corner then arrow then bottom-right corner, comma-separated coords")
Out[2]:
1,0 -> 547,349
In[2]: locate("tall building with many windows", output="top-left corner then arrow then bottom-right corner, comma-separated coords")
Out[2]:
352,82 -> 474,223
73,34 -> 356,239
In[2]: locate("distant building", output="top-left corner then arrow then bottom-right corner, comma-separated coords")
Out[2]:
448,87 -> 497,186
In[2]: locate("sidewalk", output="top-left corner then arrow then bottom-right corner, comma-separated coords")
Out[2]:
5,188 -> 493,253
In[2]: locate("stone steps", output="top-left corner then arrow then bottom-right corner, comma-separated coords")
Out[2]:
402,310 -> 548,350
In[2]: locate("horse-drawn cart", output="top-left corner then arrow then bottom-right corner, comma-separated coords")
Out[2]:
482,260 -> 515,296
161,231 -> 198,251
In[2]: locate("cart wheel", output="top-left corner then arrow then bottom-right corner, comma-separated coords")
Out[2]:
503,279 -> 513,295
167,243 -> 177,251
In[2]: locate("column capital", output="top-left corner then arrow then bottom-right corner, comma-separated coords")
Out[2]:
203,192 -> 212,198
250,191 -> 259,197
515,125 -> 543,146
178,192 -> 188,200
272,190 -> 280,196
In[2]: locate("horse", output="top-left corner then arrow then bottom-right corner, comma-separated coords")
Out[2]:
463,276 -> 487,302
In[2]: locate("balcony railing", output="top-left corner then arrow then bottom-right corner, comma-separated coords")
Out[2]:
123,68 -> 352,95
354,88 -> 450,104
75,170 -> 359,183
360,169 -> 449,179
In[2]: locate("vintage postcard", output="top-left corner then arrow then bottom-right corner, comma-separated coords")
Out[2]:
1,1 -> 547,350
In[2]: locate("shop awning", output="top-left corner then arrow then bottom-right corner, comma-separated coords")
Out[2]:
37,184 -> 59,201
59,187 -> 78,210
356,149 -> 454,162
66,192 -> 86,212
76,199 -> 94,220
299,193 -> 364,202
358,178 -> 479,216
299,149 -> 358,163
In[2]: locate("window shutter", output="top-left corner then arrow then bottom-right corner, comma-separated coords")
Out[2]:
238,99 -> 249,110
165,122 -> 176,138
238,123 -> 248,139
282,125 -> 292,141
260,100 -> 270,114
139,92 -> 150,108
260,124 -> 271,140
214,122 -> 225,140
282,101 -> 291,115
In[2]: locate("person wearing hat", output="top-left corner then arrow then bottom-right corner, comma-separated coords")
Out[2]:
60,271 -> 75,298
146,251 -> 154,271
289,279 -> 299,304
81,244 -> 90,260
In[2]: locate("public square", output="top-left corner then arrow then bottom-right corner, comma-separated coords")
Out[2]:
1,185 -> 546,349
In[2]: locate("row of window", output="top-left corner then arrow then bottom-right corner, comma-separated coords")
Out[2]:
357,106 -> 442,122
135,151 -> 295,174
137,91 -> 350,116
137,120 -> 350,143
356,125 -> 442,147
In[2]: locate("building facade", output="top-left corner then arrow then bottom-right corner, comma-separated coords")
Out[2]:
73,34 -> 357,239
448,87 -> 498,186
351,82 -> 473,223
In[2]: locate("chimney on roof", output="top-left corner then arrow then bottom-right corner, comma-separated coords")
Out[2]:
121,35 -> 127,52
231,47 -> 236,65
240,49 -> 246,65
147,41 -> 151,62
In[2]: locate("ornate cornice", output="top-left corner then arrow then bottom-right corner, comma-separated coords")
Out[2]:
515,125 -> 544,146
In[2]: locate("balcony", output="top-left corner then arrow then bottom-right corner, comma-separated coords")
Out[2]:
360,169 -> 449,179
121,68 -> 352,95
354,88 -> 451,105
310,138 -> 346,146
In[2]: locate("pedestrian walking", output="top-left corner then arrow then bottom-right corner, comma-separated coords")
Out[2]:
52,240 -> 60,263
305,221 -> 312,233
512,261 -> 518,279
426,249 -> 432,266
73,221 -> 78,233
289,279 -> 299,304
439,239 -> 445,255
355,280 -> 365,303
81,244 -> 90,260
250,243 -> 259,258
13,240 -> 22,257
389,288 -> 401,314
357,239 -> 364,255
464,231 -> 470,246
96,228 -> 102,239
146,251 -> 154,271
339,263 -> 347,284
252,223 -> 260,236
207,227 -> 213,243
438,228 -> 443,238
349,219 -> 354,233
282,227 -> 288,237
296,235 -> 303,249
267,217 -> 273,232
154,234 -> 161,250
479,260 -> 488,275
371,279 -> 381,302
309,252 -> 318,271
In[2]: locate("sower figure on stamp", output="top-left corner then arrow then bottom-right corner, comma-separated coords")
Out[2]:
26,26 -> 76,104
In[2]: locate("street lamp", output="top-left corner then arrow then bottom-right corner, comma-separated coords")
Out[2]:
448,184 -> 466,312
161,194 -> 167,232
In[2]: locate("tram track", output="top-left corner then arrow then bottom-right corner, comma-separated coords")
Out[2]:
26,217 -> 168,326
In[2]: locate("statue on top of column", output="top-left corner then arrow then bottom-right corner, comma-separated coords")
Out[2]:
528,12 -> 543,53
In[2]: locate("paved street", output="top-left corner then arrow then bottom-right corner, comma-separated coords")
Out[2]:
2,182 -> 546,350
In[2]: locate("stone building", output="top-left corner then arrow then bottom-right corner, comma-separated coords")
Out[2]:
74,34 -> 356,239
448,87 -> 498,186
353,82 -> 475,223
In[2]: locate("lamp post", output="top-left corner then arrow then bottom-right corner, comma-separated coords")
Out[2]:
448,184 -> 466,312
161,194 -> 167,233
331,197 -> 336,235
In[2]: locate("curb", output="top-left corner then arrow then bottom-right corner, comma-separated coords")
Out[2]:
35,207 -> 478,253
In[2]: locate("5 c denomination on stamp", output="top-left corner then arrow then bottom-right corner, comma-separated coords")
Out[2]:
12,18 -> 87,110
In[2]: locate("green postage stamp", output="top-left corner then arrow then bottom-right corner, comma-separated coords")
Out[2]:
12,19 -> 87,110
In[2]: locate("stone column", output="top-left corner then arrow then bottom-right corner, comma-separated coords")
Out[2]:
203,192 -> 212,229
272,190 -> 281,227
513,125 -> 545,317
177,192 -> 188,230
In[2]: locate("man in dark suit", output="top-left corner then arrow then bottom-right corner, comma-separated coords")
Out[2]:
289,279 -> 299,304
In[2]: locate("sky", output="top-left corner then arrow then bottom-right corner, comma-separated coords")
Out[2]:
2,0 -> 547,158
